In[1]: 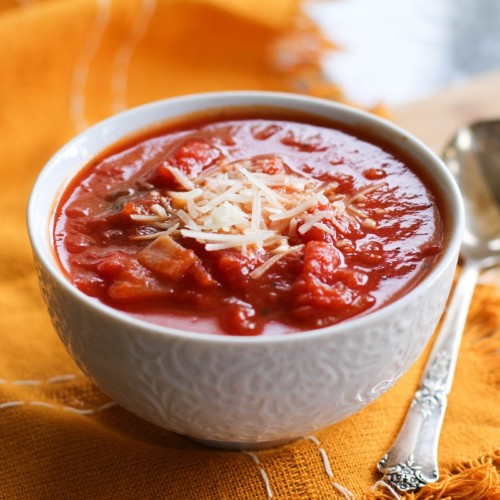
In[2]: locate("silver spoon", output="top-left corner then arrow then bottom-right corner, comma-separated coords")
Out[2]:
377,119 -> 500,492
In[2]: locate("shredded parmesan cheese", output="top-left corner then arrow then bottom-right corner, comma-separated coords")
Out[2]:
167,188 -> 203,201
348,181 -> 387,204
165,165 -> 195,190
127,156 -> 387,277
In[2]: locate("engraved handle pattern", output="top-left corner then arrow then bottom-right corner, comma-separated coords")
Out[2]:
378,262 -> 480,491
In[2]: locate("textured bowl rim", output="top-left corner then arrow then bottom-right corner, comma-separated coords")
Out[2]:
27,90 -> 464,345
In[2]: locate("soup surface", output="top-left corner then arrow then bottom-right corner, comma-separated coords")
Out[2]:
54,114 -> 444,335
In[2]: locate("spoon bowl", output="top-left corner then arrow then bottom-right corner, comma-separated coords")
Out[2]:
443,119 -> 500,265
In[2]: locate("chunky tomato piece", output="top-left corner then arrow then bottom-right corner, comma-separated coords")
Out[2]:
150,140 -> 220,188
174,140 -> 220,175
212,251 -> 261,294
96,253 -> 175,301
218,300 -> 259,335
291,242 -> 375,324
137,235 -> 199,281
149,163 -> 178,188
301,225 -> 335,244
302,241 -> 342,283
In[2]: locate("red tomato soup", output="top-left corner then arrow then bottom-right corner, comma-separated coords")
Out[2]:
54,113 -> 445,336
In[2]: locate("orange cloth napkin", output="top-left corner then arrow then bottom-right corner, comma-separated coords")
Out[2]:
0,1 -> 498,498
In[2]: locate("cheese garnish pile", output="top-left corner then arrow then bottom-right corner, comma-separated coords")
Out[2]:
129,156 -> 385,279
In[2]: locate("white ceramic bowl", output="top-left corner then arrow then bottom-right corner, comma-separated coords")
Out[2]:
27,92 -> 463,449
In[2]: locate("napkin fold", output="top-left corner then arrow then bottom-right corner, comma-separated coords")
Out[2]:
0,0 -> 498,498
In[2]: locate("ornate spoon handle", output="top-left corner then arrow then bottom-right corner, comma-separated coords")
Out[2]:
377,261 -> 480,492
